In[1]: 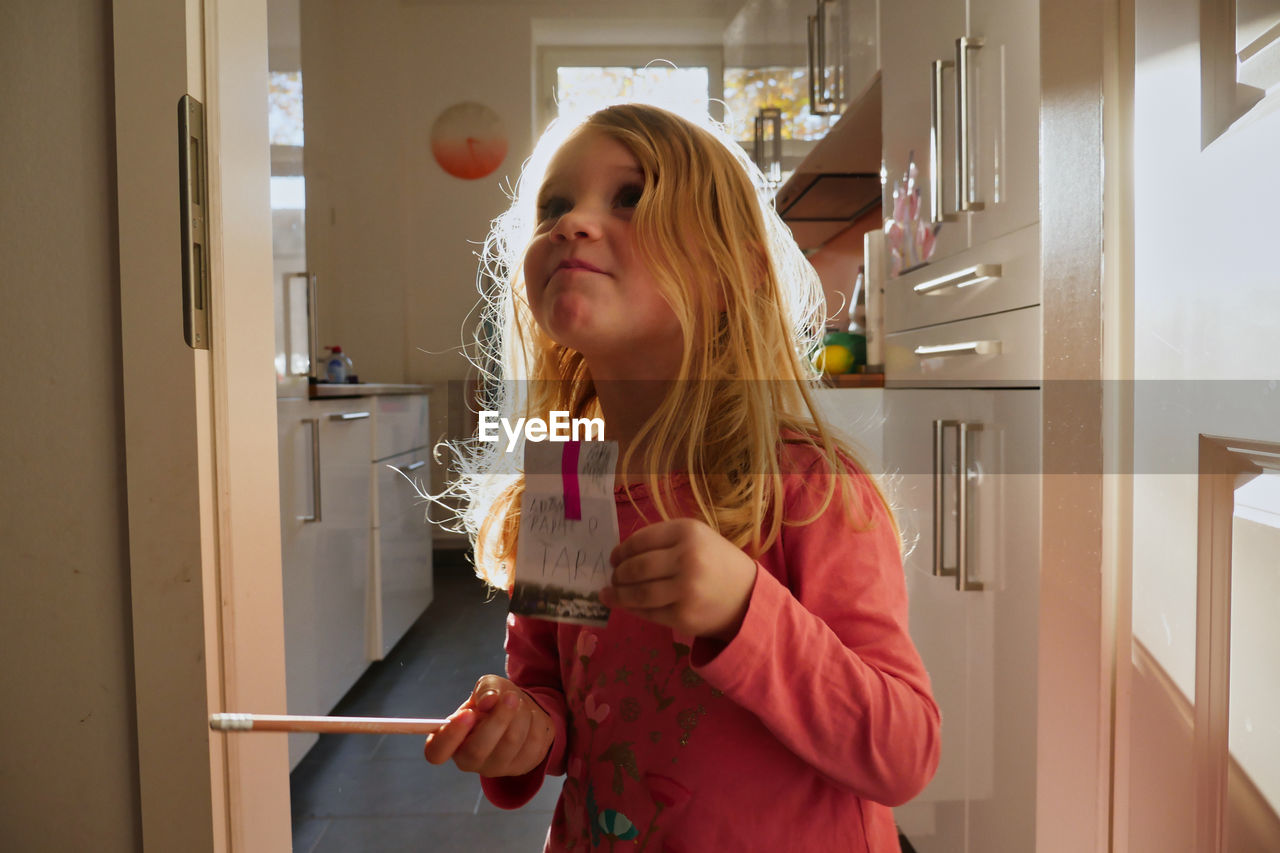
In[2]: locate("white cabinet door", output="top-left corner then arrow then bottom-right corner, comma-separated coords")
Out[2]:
839,0 -> 878,109
372,448 -> 434,659
880,0 -> 1039,271
278,399 -> 320,768
880,0 -> 970,266
962,388 -> 1039,853
966,0 -> 1039,246
278,398 -> 372,768
885,389 -> 972,850
311,401 -> 373,713
886,388 -> 1040,853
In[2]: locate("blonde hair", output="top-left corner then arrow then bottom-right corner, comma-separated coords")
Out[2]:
443,102 -> 885,589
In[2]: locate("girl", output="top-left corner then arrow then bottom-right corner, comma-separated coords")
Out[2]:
424,103 -> 940,852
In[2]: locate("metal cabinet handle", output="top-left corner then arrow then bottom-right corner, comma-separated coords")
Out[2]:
753,107 -> 783,186
807,14 -> 821,115
955,422 -> 984,591
912,263 -> 1002,295
397,460 -> 426,474
301,417 -> 321,523
956,36 -> 985,212
933,420 -> 984,590
809,1 -> 839,115
328,411 -> 371,421
929,59 -> 956,224
913,339 -> 1003,357
307,272 -> 319,378
932,420 -> 952,577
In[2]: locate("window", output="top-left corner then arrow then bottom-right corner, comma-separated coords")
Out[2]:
722,66 -> 839,142
536,46 -> 724,133
268,70 -> 304,147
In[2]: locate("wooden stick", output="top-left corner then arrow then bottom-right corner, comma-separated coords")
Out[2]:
210,713 -> 447,736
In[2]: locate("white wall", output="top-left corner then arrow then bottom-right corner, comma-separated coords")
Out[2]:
0,1 -> 142,847
1128,0 -> 1280,845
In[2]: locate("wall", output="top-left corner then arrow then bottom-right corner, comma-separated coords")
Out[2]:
0,1 -> 143,848
300,0 -> 732,518
1128,0 -> 1280,845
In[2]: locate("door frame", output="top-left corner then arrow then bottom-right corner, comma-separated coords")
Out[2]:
1038,0 -> 1133,850
113,0 -> 290,849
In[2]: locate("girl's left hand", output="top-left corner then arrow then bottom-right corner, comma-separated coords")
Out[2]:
601,518 -> 757,642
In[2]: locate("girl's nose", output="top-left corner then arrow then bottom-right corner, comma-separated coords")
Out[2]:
551,206 -> 602,242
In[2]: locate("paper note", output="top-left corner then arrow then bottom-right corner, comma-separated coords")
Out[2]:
510,439 -> 619,626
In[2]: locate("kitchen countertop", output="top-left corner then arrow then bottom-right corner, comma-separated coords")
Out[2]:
309,382 -> 432,399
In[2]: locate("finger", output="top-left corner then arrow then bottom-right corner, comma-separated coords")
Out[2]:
511,707 -> 555,772
479,694 -> 532,775
610,549 -> 678,586
606,576 -> 682,611
454,691 -> 522,772
469,675 -> 512,705
423,708 -> 477,765
610,518 -> 688,567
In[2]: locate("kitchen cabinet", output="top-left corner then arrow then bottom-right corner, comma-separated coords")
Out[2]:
278,397 -> 374,769
811,386 -> 885,473
370,394 -> 433,660
880,13 -> 1042,833
277,391 -> 433,769
880,0 -> 1038,267
881,241 -> 1043,853
885,388 -> 1039,853
723,0 -> 879,182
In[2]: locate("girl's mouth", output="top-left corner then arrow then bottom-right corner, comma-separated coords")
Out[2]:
556,258 -> 605,274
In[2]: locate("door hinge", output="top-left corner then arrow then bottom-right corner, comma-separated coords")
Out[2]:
178,94 -> 210,350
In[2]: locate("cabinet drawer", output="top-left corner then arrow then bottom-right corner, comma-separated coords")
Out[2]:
372,448 -> 434,658
886,223 -> 1039,333
885,305 -> 1041,387
375,394 -> 429,461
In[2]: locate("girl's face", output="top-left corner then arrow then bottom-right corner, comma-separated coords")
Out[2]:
523,130 -> 683,379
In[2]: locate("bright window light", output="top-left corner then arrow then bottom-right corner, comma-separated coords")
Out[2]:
269,71 -> 304,146
555,65 -> 710,123
270,176 -> 306,210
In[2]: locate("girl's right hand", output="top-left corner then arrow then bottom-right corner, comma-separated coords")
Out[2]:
422,674 -> 554,778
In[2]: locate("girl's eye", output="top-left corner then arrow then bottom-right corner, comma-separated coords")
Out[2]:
537,197 -> 570,222
614,185 -> 643,210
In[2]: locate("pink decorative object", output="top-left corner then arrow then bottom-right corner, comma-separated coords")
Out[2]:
883,151 -> 940,275
430,102 -> 508,180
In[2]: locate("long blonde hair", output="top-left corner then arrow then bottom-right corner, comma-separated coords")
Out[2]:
444,103 -> 883,589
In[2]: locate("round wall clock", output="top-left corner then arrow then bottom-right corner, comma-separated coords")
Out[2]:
430,102 -> 508,180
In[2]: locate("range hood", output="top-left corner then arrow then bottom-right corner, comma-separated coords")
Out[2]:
774,72 -> 882,251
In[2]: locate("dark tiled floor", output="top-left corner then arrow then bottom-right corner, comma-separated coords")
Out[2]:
290,552 -> 563,852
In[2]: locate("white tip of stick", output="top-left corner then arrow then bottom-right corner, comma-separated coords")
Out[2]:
209,713 -> 254,732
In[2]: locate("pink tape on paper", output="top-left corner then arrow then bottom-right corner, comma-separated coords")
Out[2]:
561,440 -> 582,520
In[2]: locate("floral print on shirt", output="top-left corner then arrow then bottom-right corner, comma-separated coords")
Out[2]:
553,625 -> 718,851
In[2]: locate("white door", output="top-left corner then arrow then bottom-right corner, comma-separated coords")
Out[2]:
1122,0 -> 1280,850
887,387 -> 1040,853
966,0 -> 1039,246
113,0 -> 289,849
879,0 -> 970,267
375,447 -> 435,658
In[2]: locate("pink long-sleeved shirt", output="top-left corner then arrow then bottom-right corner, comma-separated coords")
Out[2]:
482,443 -> 940,852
